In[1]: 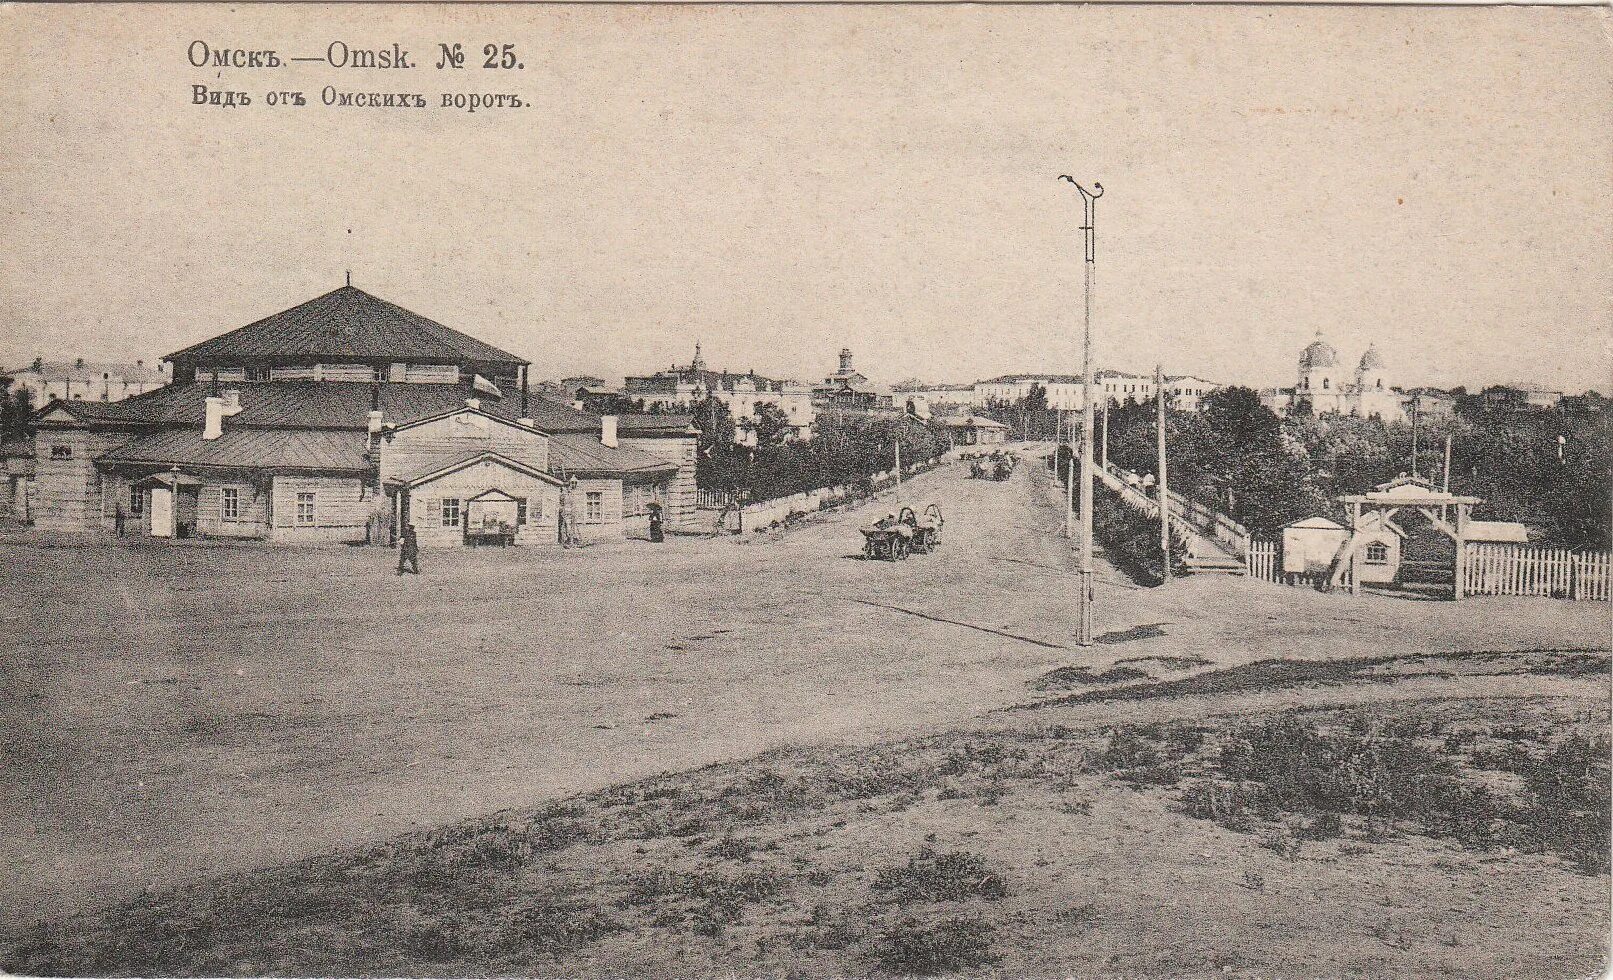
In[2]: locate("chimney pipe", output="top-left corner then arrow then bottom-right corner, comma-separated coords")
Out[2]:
466,397 -> 481,411
367,409 -> 383,434
221,388 -> 242,413
600,415 -> 618,448
203,397 -> 225,440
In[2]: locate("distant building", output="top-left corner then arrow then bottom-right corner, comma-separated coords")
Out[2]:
812,348 -> 893,411
1261,335 -> 1406,422
3,357 -> 169,404
1482,384 -> 1563,413
1165,375 -> 1219,412
1404,388 -> 1456,418
975,374 -> 1088,411
935,414 -> 1009,446
623,342 -> 814,445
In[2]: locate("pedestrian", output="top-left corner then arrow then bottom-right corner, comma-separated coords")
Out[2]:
559,477 -> 582,548
396,523 -> 420,575
647,501 -> 664,543
114,504 -> 125,538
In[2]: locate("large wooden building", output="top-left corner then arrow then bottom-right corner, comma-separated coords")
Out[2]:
31,285 -> 698,546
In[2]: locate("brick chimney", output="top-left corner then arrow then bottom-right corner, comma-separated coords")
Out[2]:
600,415 -> 618,448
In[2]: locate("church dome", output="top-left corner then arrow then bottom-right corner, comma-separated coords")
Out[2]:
1299,335 -> 1338,371
1359,344 -> 1386,372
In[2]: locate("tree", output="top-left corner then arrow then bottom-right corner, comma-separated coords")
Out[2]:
1,380 -> 34,440
749,401 -> 793,447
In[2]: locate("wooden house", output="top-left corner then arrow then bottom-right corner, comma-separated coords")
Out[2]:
30,284 -> 698,546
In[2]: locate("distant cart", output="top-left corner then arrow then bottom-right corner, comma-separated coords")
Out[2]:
908,504 -> 944,554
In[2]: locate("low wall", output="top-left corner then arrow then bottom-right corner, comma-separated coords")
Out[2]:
717,456 -> 947,533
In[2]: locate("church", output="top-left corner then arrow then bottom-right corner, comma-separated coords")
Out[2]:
30,284 -> 698,546
1260,334 -> 1407,422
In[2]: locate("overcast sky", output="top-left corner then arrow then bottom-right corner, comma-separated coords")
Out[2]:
2,4 -> 1609,391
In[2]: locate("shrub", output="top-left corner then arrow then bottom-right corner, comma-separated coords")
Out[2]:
871,848 -> 1009,904
869,917 -> 1000,976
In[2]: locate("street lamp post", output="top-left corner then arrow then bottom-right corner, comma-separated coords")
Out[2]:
1060,175 -> 1102,647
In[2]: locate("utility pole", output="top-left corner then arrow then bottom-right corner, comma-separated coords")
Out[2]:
1156,364 -> 1171,584
1411,398 -> 1420,478
1442,434 -> 1453,493
1060,175 -> 1102,647
894,437 -> 902,494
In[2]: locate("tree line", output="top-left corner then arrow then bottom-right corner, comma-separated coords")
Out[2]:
691,396 -> 946,502
1098,387 -> 1610,548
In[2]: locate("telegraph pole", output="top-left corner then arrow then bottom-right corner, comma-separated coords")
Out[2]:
1060,176 -> 1102,647
1156,364 -> 1172,584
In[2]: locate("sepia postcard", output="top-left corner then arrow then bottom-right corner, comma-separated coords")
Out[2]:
1,2 -> 1609,977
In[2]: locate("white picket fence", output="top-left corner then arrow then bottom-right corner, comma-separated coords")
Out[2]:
1247,539 -> 1279,582
1244,538 -> 1350,589
1463,543 -> 1610,602
1246,538 -> 1610,602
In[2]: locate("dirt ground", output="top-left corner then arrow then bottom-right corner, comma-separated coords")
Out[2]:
2,457 -> 1607,948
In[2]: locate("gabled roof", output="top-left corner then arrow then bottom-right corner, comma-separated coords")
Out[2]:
95,429 -> 370,473
549,434 -> 680,479
1466,520 -> 1531,543
386,404 -> 551,437
165,286 -> 527,366
387,449 -> 562,489
1283,516 -> 1346,531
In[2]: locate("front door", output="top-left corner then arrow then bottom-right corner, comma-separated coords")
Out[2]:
175,487 -> 200,538
148,487 -> 173,537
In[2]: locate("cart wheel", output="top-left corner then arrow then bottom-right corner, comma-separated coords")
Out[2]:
896,539 -> 910,560
865,540 -> 876,560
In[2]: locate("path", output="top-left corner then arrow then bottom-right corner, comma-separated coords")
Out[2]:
0,459 -> 1604,933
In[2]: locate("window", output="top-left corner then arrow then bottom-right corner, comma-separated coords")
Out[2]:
1322,378 -> 1331,390
50,444 -> 72,459
515,497 -> 528,526
129,485 -> 143,516
1365,542 -> 1389,565
585,491 -> 604,523
441,497 -> 462,528
222,487 -> 241,521
295,492 -> 316,526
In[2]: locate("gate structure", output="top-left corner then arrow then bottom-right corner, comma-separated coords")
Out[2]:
1336,476 -> 1483,599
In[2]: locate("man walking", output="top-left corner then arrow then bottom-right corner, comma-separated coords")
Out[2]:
396,523 -> 420,575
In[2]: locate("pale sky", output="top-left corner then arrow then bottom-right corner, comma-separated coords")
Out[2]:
2,4 -> 1609,391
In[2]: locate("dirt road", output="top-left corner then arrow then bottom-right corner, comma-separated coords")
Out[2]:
1,459 -> 1604,932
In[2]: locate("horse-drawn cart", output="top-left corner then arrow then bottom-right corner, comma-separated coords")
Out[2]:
861,514 -> 914,561
861,503 -> 944,560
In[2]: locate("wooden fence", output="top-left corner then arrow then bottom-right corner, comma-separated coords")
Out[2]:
1247,537 -> 1610,602
1463,543 -> 1610,601
1244,537 -> 1349,589
697,489 -> 740,511
1247,539 -> 1278,582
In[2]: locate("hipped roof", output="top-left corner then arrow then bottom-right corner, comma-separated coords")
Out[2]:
165,286 -> 527,366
